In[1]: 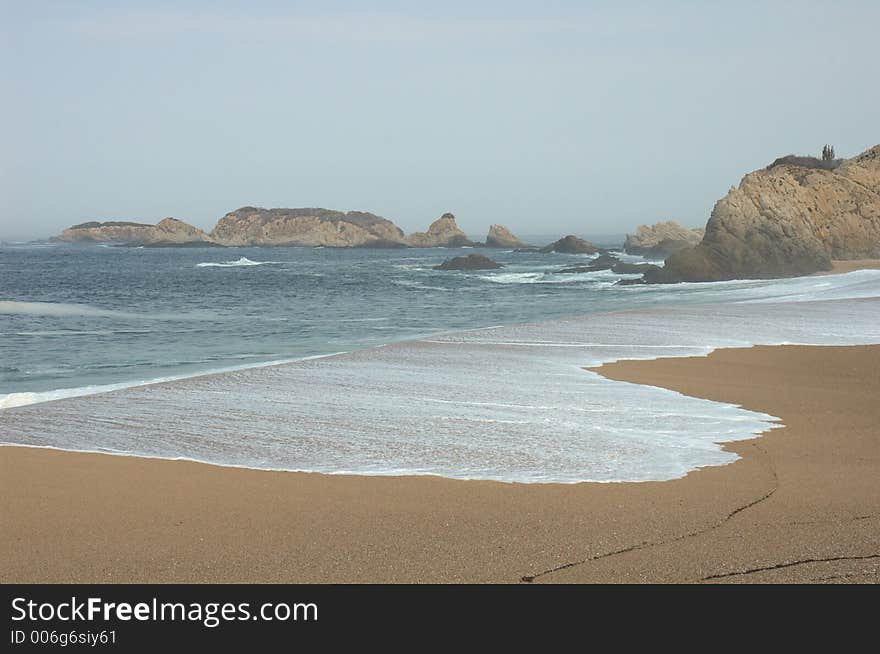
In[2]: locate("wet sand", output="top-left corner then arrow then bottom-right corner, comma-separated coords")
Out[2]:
819,259 -> 880,275
1,345 -> 878,583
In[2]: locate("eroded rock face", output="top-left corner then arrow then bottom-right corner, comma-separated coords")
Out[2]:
485,224 -> 525,248
435,254 -> 502,270
541,235 -> 599,254
652,145 -> 880,283
624,221 -> 704,257
209,207 -> 406,247
58,218 -> 215,246
407,213 -> 474,247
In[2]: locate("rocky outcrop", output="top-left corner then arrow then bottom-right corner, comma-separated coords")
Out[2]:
485,224 -> 525,248
649,145 -> 880,283
611,262 -> 656,274
557,253 -> 620,274
435,254 -> 502,270
624,221 -> 704,258
407,213 -> 474,248
209,207 -> 406,247
58,218 -> 215,246
541,235 -> 599,254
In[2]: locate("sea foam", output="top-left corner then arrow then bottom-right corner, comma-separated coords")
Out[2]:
2,274 -> 878,483
196,257 -> 279,268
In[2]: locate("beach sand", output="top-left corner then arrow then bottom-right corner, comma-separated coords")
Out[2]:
820,259 -> 880,275
1,345 -> 878,583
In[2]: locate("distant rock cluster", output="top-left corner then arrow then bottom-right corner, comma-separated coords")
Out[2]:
56,210 -> 529,250
53,143 -> 880,284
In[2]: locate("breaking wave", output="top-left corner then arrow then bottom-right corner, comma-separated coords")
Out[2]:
196,257 -> 280,268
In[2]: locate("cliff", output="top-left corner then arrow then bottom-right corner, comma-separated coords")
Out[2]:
58,218 -> 215,246
209,207 -> 407,247
407,213 -> 474,247
624,221 -> 704,257
648,145 -> 880,283
485,224 -> 525,248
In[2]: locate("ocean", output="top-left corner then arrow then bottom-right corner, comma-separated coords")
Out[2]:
2,241 -> 879,482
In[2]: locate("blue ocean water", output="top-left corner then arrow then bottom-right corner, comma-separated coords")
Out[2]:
2,242 -> 879,482
0,239 -> 666,395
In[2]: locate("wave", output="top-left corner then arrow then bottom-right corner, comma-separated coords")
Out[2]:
478,270 -> 616,284
196,257 -> 281,268
2,288 -> 878,482
0,301 -> 145,319
12,329 -> 153,337
0,351 -> 348,410
392,279 -> 453,291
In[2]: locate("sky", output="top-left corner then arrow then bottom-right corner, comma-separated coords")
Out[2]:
1,1 -> 878,241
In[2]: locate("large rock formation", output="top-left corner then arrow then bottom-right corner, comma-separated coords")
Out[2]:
407,213 -> 474,247
624,221 -> 704,258
485,224 -> 525,248
649,145 -> 880,283
209,207 -> 407,247
58,218 -> 215,246
435,254 -> 502,270
541,235 -> 599,254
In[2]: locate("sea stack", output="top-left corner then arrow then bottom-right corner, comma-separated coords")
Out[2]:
485,225 -> 525,248
407,213 -> 474,248
646,144 -> 880,283
57,218 -> 215,246
208,207 -> 407,247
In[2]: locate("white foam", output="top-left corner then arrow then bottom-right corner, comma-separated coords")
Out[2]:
196,257 -> 280,268
3,270 -> 878,484
0,352 -> 347,410
0,301 -> 142,319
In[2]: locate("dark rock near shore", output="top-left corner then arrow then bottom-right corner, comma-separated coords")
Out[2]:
541,235 -> 599,254
611,262 -> 657,274
434,254 -> 502,271
556,253 -> 620,273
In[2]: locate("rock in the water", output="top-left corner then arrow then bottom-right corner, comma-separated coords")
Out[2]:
556,253 -> 620,273
209,207 -> 407,247
513,246 -> 543,253
611,262 -> 658,274
540,235 -> 599,254
59,218 -> 216,246
615,277 -> 648,286
435,254 -> 502,270
651,144 -> 880,283
485,224 -> 525,248
407,213 -> 474,247
624,221 -> 704,257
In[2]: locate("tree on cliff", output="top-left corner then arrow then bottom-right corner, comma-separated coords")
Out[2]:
822,144 -> 835,161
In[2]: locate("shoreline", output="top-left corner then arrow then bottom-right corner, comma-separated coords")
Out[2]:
817,259 -> 880,275
2,344 -> 878,583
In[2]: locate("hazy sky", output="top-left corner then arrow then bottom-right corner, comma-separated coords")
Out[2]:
1,1 -> 878,240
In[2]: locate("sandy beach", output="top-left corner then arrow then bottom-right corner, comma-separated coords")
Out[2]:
821,259 -> 880,275
1,344 -> 878,583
